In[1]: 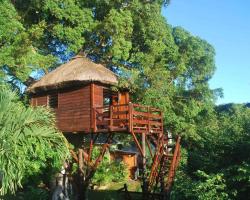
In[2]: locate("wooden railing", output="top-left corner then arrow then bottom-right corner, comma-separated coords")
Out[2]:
92,103 -> 163,134
131,104 -> 163,134
165,135 -> 181,192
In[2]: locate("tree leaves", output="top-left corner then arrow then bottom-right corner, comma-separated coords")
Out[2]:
0,85 -> 69,195
0,0 -> 218,143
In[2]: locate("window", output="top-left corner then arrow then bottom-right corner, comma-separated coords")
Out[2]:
49,94 -> 58,108
103,97 -> 111,106
103,88 -> 112,106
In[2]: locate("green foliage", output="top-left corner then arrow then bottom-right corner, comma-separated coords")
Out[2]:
172,170 -> 229,200
0,85 -> 69,196
4,186 -> 49,200
0,0 -> 217,143
172,104 -> 250,199
192,171 -> 229,200
0,0 -> 56,83
3,1 -> 249,199
92,148 -> 128,185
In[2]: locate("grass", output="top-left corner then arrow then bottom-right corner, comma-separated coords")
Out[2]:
88,180 -> 142,200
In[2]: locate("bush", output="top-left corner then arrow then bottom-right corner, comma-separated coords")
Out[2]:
92,147 -> 128,185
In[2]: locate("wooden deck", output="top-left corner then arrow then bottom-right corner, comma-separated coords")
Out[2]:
92,103 -> 163,135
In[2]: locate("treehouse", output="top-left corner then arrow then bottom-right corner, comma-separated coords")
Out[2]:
27,55 -> 163,137
28,55 -> 126,133
27,55 -> 181,199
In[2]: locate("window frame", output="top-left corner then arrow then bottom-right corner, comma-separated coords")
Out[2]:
48,93 -> 58,109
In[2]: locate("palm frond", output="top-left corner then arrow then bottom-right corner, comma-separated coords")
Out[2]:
0,85 -> 69,195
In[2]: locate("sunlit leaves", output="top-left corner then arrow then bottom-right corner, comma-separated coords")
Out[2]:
0,85 -> 69,195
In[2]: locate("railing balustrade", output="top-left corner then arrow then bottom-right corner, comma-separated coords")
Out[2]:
92,103 -> 163,134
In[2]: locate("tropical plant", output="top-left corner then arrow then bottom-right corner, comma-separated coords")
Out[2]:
0,85 -> 69,196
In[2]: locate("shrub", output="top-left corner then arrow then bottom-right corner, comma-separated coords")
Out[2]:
91,147 -> 128,185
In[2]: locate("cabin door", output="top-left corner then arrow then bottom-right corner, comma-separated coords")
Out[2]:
112,91 -> 130,121
118,92 -> 130,105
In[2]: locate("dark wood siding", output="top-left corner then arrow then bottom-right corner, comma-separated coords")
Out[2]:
31,95 -> 48,106
92,83 -> 103,108
56,86 -> 91,133
30,83 -> 106,133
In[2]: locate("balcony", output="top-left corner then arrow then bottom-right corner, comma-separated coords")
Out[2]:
92,103 -> 163,135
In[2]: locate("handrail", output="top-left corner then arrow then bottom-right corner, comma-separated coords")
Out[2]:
129,103 -> 133,132
92,103 -> 163,133
94,104 -> 129,109
94,103 -> 161,112
165,136 -> 181,192
133,103 -> 161,112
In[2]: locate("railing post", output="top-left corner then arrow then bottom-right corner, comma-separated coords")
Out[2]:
160,111 -> 164,137
147,106 -> 150,133
110,105 -> 113,131
129,103 -> 133,132
92,108 -> 96,132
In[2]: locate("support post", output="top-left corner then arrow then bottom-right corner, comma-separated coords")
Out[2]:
128,103 -> 133,132
110,105 -> 113,131
78,148 -> 86,200
142,132 -> 147,198
88,133 -> 94,164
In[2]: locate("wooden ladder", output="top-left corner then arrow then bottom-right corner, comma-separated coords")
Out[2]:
147,134 -> 181,197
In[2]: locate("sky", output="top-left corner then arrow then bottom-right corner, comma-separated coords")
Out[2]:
162,0 -> 250,104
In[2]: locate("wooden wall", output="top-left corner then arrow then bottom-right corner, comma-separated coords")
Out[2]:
91,83 -> 103,108
31,95 -> 48,106
56,86 -> 91,133
30,83 -> 105,133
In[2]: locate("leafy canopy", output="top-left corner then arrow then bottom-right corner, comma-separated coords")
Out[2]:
1,0 -> 218,143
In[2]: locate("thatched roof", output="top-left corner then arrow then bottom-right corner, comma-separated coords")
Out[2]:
27,55 -> 118,93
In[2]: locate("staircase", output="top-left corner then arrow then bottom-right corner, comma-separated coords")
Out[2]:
147,134 -> 181,197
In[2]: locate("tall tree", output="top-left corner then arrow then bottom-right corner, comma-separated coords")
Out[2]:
7,0 -> 217,141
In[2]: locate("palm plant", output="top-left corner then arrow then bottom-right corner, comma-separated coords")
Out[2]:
0,85 -> 69,196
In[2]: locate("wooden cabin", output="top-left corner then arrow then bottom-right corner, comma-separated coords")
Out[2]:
27,55 -> 130,133
27,55 -> 163,137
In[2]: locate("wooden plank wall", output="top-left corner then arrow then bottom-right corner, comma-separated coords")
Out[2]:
31,95 -> 48,106
118,91 -> 130,105
30,83 -> 105,133
56,86 -> 91,133
92,83 -> 103,108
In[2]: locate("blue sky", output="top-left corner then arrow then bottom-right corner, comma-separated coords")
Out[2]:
162,0 -> 250,104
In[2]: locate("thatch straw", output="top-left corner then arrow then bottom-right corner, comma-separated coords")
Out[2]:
27,55 -> 118,93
